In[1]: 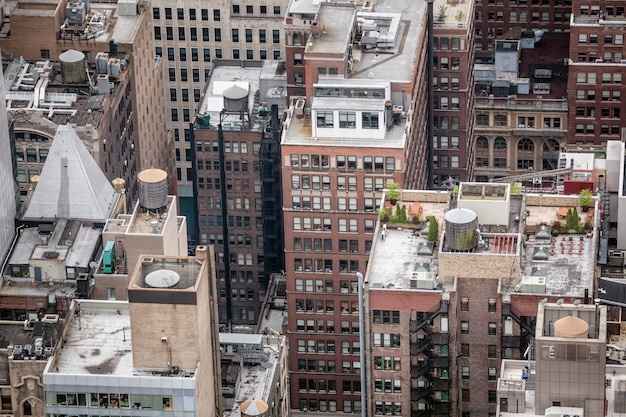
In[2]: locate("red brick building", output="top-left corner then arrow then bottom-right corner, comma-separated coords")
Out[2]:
281,0 -> 430,413
567,3 -> 626,146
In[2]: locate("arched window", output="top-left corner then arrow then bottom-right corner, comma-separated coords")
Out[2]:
518,138 -> 534,152
477,136 -> 489,149
23,402 -> 32,416
494,137 -> 507,151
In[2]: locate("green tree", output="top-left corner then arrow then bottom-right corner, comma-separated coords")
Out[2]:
428,216 -> 439,242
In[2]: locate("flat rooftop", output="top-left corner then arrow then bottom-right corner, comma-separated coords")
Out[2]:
366,192 -> 450,290
498,360 -> 626,417
51,301 -> 134,376
196,63 -> 268,132
223,335 -> 284,417
104,196 -> 177,235
366,189 -> 596,296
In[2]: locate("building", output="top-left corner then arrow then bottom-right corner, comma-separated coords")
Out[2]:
2,123 -> 124,318
282,0 -> 432,413
567,3 -> 626,146
432,0 -> 477,185
149,0 -> 289,236
42,247 -> 222,417
496,302 -> 608,417
363,184 -> 598,417
96,171 -> 188,300
0,58 -> 18,265
0,0 -> 176,202
473,3 -> 571,62
219,331 -> 288,417
473,35 -> 569,182
192,61 -> 284,326
4,56 -> 139,204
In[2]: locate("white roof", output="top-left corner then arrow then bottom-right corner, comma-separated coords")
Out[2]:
22,124 -> 117,222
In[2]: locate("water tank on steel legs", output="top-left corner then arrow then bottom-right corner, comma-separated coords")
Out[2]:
444,208 -> 479,251
223,85 -> 249,112
137,168 -> 168,210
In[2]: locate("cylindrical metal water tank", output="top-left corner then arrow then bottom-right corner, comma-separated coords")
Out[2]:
240,399 -> 269,417
444,208 -> 479,251
223,85 -> 249,112
59,49 -> 86,84
137,168 -> 168,210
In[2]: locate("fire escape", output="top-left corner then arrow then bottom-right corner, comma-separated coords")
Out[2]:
259,105 -> 284,283
502,300 -> 536,354
410,299 -> 450,417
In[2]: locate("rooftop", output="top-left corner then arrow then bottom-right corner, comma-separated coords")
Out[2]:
49,300 -> 134,376
104,196 -> 178,235
46,300 -> 197,378
366,187 -> 596,297
221,334 -> 284,417
366,191 -> 450,290
497,359 -> 626,417
21,124 -> 119,222
3,58 -> 126,129
7,219 -> 100,272
196,62 -> 268,132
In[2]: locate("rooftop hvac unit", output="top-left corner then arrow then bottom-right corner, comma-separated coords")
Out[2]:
66,0 -> 87,24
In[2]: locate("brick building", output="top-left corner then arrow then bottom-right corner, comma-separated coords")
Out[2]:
281,0 -> 431,414
0,0 -> 176,204
433,0 -> 477,185
473,0 -> 571,61
567,3 -> 626,146
473,35 -> 569,182
149,0 -> 289,244
363,186 -> 598,417
191,62 -> 284,326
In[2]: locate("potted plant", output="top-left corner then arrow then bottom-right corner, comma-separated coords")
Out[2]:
437,5 -> 448,22
386,181 -> 401,205
579,188 -> 593,212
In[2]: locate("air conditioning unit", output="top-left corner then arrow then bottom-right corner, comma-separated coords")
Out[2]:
595,59 -> 604,63
621,60 -> 626,65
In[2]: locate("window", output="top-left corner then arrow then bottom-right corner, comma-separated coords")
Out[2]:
317,111 -> 334,128
461,298 -> 469,311
232,28 -> 239,42
488,345 -> 497,358
489,390 -> 497,403
476,114 -> 489,126
488,322 -> 497,335
213,9 -> 220,21
488,299 -> 497,312
165,7 -> 172,19
488,367 -> 497,380
153,7 -> 160,19
461,366 -> 470,379
273,30 -> 280,43
462,389 -> 470,402
362,112 -> 379,129
461,322 -> 469,334
339,112 -> 356,128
